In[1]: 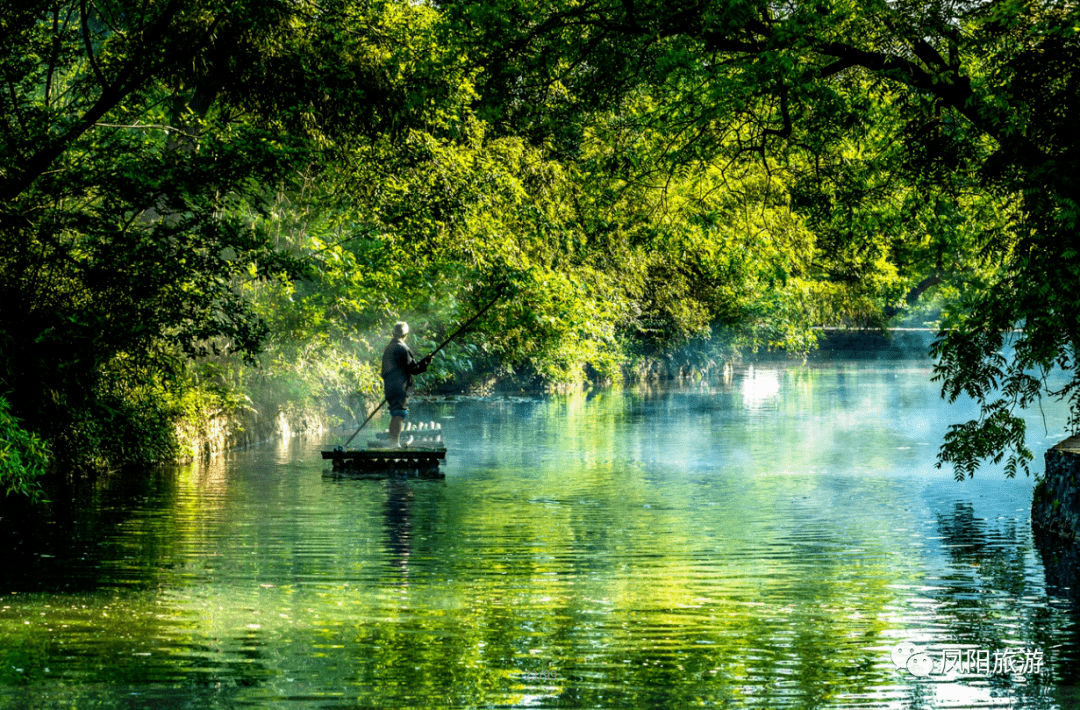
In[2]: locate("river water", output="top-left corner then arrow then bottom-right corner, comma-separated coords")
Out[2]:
2,359 -> 1078,709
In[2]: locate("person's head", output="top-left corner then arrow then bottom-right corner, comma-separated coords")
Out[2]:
393,321 -> 409,339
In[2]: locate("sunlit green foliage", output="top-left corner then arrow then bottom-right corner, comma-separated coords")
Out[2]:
437,0 -> 1080,477
0,396 -> 48,500
0,0 -> 470,471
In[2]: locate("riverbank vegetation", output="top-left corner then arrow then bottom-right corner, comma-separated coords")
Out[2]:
1,0 -> 1076,493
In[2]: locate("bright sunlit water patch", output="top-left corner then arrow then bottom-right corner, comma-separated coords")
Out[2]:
740,364 -> 782,411
1,359 -> 1078,709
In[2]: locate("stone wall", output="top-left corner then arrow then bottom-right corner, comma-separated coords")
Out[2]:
176,404 -> 332,462
1031,436 -> 1080,542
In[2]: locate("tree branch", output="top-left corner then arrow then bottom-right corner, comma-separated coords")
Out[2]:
906,271 -> 943,306
45,6 -> 62,106
80,0 -> 108,89
761,80 -> 792,141
0,0 -> 206,204
809,40 -> 1048,168
95,121 -> 196,136
909,36 -> 949,72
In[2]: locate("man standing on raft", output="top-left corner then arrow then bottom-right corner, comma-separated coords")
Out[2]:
381,321 -> 432,448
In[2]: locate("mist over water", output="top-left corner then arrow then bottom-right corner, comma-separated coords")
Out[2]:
1,358 -> 1078,709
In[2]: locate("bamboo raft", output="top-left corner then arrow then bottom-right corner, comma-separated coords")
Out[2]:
322,421 -> 446,479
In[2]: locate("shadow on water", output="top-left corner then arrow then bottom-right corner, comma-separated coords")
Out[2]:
0,467 -> 183,594
1035,532 -> 1080,602
1033,530 -> 1080,703
0,463 -> 280,706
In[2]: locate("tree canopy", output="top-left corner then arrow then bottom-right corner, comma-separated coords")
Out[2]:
1,0 -> 1077,489
437,0 -> 1080,478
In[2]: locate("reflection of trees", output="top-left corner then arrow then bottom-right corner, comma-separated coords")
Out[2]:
1034,528 -> 1080,603
382,479 -> 414,578
0,465 -> 185,594
923,501 -> 1068,701
929,501 -> 1028,652
1033,529 -> 1080,696
400,495 -> 904,706
935,502 -> 1030,597
0,460 -> 281,694
401,385 -> 908,707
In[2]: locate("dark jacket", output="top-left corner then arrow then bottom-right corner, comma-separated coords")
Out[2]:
381,338 -> 428,410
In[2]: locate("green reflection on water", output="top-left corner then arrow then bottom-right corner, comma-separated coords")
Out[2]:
0,362 -> 1075,709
